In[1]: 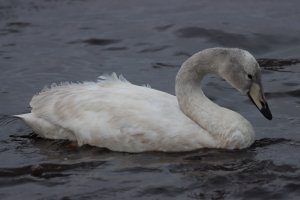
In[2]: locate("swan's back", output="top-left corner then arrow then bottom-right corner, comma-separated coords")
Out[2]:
20,74 -> 215,152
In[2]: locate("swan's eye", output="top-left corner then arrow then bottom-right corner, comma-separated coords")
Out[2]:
247,74 -> 253,80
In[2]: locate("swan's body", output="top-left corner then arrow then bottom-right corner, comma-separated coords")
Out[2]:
16,48 -> 272,152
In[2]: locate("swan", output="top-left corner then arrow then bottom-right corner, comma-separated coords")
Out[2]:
15,48 -> 272,152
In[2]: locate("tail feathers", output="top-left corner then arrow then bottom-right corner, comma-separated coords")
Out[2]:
14,113 -> 42,132
14,113 -> 76,141
13,114 -> 30,119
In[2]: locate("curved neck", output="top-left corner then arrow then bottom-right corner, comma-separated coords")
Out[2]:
175,49 -> 249,140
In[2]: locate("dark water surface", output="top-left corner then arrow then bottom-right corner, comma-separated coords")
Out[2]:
1,0 -> 300,199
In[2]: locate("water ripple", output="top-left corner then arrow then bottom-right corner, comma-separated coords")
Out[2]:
265,89 -> 300,98
0,161 -> 106,178
258,58 -> 300,68
68,38 -> 121,46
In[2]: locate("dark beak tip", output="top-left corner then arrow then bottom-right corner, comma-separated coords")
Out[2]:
261,104 -> 272,120
266,113 -> 272,120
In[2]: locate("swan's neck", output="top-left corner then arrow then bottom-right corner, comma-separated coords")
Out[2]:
175,49 -> 255,148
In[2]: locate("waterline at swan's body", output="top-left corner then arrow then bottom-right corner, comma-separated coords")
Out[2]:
16,48 -> 272,152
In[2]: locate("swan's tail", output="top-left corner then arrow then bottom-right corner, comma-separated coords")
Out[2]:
13,113 -> 53,138
14,113 -> 76,141
13,113 -> 43,133
13,113 -> 34,123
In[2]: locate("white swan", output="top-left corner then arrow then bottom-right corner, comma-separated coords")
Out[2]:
15,48 -> 272,152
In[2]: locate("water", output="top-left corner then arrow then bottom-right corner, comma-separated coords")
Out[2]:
0,0 -> 300,199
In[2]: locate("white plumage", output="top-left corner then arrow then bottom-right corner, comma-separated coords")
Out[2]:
16,48 -> 272,152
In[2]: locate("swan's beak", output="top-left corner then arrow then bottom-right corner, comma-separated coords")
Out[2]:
247,82 -> 272,120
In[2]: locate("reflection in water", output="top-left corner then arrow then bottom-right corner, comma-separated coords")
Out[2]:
2,133 -> 300,199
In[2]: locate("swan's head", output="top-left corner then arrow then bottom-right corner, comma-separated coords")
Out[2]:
218,48 -> 272,120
